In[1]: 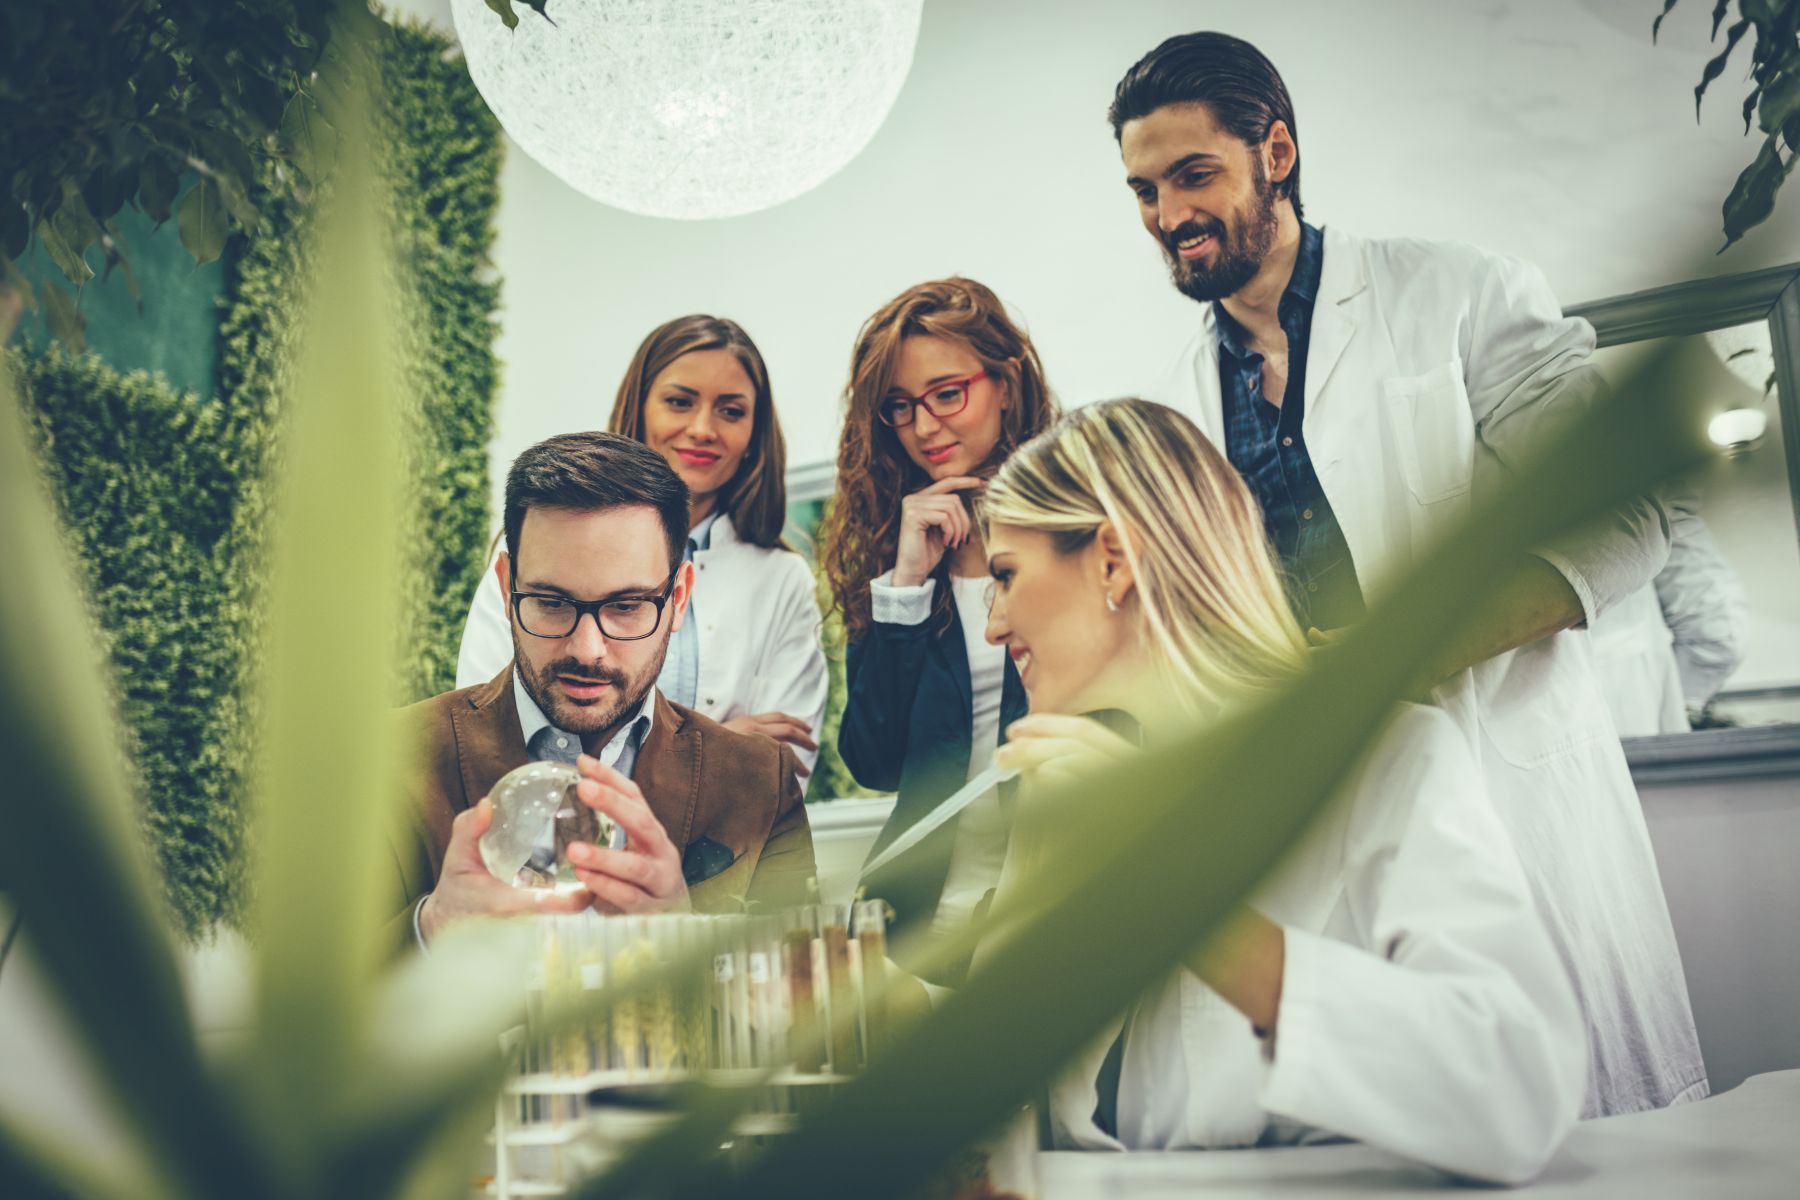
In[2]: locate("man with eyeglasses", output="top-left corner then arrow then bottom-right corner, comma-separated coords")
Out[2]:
390,432 -> 815,946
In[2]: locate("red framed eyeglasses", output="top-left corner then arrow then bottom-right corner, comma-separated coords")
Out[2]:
877,369 -> 989,428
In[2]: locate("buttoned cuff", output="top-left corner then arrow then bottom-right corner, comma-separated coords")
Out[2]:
1526,546 -> 1596,629
412,893 -> 431,951
870,570 -> 936,626
1254,925 -> 1345,1121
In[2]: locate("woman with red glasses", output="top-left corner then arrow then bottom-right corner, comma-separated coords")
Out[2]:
818,278 -> 1057,980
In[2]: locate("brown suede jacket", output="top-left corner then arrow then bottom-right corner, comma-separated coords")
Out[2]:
386,668 -> 815,947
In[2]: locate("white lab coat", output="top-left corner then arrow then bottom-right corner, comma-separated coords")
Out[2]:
455,513 -> 829,776
1048,706 -> 1588,1186
1590,500 -> 1749,734
1654,502 -> 1750,708
1144,227 -> 1707,1116
1590,583 -> 1689,737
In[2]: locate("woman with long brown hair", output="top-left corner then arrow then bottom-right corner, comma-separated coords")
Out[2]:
458,315 -> 828,775
818,278 -> 1056,968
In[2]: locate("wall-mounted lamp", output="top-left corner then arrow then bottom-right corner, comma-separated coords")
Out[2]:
1701,324 -> 1775,457
1707,407 -> 1769,456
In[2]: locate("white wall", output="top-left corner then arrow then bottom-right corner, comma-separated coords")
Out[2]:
1639,772 -> 1800,1095
389,0 -> 1800,511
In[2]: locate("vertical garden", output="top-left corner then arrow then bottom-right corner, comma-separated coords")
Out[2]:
11,21 -> 501,937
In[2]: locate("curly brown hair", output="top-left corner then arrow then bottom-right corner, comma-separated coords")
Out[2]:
818,278 -> 1057,640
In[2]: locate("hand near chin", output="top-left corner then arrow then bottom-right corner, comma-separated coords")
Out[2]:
995,712 -> 1137,792
893,476 -> 985,587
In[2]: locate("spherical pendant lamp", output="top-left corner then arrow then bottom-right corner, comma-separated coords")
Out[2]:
450,0 -> 924,220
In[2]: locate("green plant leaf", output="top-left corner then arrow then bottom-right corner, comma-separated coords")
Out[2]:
483,0 -> 521,30
38,281 -> 86,351
1695,18 -> 1751,117
1757,68 -> 1800,134
1720,134 -> 1794,247
0,354 -> 275,1195
34,220 -> 94,285
1741,80 -> 1765,133
98,221 -> 143,311
280,90 -> 339,181
191,129 -> 261,233
0,1104 -> 176,1200
137,156 -> 180,224
246,41 -> 413,1182
1652,0 -> 1680,42
177,179 -> 229,265
1709,0 -> 1731,38
52,181 -> 105,250
1,203 -> 27,261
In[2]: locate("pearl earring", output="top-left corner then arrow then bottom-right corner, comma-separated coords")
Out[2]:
1105,593 -> 1119,613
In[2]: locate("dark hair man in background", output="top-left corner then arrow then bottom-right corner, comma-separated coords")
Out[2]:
1113,32 -> 1704,1118
388,432 -> 814,946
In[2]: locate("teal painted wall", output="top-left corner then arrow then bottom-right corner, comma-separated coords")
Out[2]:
16,195 -> 226,398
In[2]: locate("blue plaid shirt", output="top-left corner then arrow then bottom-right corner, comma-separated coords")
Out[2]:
1215,222 -> 1365,631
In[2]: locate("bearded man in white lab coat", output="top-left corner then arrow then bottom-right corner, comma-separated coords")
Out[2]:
1118,31 -> 1706,1116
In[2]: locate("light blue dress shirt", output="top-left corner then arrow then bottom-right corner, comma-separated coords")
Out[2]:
656,510 -> 719,709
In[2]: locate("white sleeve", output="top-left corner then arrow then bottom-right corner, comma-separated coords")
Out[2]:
1465,252 -> 1670,622
455,539 -> 513,690
1654,504 -> 1750,706
1256,707 -> 1587,1185
870,569 -> 936,626
748,552 -> 830,777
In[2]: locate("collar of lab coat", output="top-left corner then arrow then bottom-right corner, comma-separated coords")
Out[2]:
694,510 -> 739,557
1176,225 -> 1371,447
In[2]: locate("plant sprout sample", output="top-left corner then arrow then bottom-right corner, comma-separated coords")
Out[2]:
479,760 -> 624,891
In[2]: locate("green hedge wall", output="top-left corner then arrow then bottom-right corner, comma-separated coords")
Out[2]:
222,20 -> 501,705
15,22 -> 500,936
14,351 -> 259,931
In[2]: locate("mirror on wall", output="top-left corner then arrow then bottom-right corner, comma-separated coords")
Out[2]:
1572,264 -> 1800,780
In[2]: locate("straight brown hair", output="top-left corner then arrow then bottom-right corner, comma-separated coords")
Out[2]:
609,314 -> 790,548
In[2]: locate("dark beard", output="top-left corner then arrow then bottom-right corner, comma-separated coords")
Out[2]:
1162,161 -> 1281,304
513,634 -> 666,743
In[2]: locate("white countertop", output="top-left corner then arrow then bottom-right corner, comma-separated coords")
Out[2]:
1039,1069 -> 1800,1197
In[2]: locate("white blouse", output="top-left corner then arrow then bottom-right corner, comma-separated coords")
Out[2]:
866,570 -> 1012,938
930,575 -> 1010,937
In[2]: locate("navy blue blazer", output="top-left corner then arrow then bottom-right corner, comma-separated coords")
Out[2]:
840,587 -> 1027,964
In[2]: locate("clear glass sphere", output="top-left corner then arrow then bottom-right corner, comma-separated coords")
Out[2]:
479,760 -> 624,891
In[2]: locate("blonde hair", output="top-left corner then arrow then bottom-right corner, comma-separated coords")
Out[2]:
981,398 -> 1307,712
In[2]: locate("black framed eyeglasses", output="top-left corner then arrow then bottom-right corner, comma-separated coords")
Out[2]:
510,576 -> 676,640
877,369 -> 989,428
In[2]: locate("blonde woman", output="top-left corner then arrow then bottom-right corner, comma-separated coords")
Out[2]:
975,399 -> 1585,1183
